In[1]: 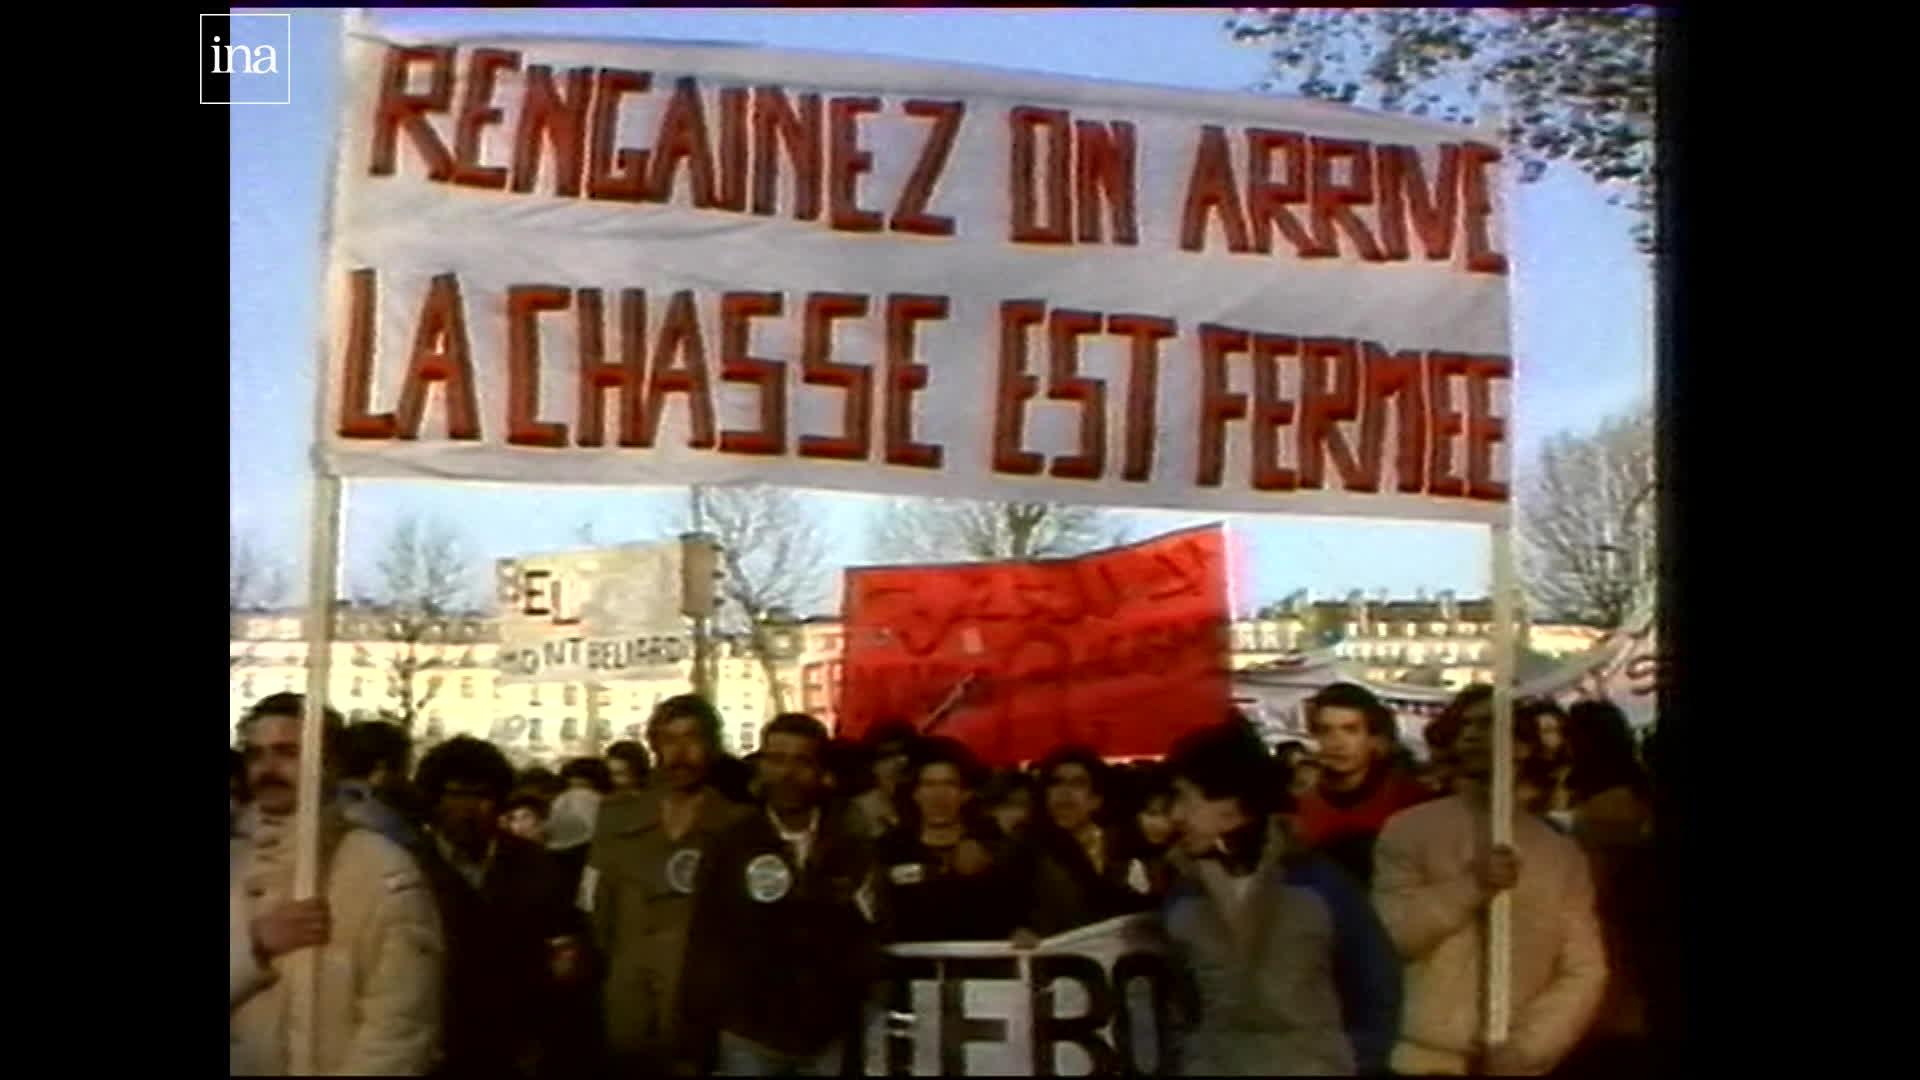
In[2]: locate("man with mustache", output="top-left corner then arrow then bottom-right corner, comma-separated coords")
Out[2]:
679,712 -> 882,1076
229,693 -> 444,1075
585,695 -> 749,1076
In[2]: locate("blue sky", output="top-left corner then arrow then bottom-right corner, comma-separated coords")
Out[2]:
230,8 -> 1650,613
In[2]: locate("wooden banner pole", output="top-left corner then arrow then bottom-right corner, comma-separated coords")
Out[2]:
1479,100 -> 1517,1056
289,10 -> 365,1074
1485,522 -> 1518,1050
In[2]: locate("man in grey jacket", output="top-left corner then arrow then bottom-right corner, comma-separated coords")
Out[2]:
1161,722 -> 1369,1077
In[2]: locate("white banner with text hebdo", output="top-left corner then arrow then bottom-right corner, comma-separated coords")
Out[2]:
321,28 -> 1512,523
861,915 -> 1174,1076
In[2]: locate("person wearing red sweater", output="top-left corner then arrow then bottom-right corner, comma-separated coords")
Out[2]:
1293,683 -> 1433,888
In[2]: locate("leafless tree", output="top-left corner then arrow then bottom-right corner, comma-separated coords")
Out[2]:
868,498 -> 1130,564
230,530 -> 291,613
1519,404 -> 1656,629
357,515 -> 476,733
661,486 -> 830,714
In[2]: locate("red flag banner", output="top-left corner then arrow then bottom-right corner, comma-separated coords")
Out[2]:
839,525 -> 1230,765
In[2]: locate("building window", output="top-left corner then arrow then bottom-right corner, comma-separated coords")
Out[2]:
564,685 -> 578,707
529,718 -> 545,745
561,717 -> 580,742
350,677 -> 364,699
529,686 -> 542,707
461,677 -> 474,699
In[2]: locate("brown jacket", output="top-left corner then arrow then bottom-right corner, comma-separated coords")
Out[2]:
1372,795 -> 1606,1076
229,804 -> 444,1076
585,784 -> 749,1064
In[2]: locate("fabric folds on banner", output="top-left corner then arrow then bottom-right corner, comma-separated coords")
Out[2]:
320,29 -> 1513,524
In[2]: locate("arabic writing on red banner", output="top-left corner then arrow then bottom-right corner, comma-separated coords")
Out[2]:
839,525 -> 1229,764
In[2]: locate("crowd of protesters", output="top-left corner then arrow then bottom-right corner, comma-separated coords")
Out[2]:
230,680 -> 1658,1077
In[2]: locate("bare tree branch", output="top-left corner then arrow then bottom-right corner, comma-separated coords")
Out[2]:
658,486 -> 830,715
362,515 -> 476,733
1519,403 -> 1656,628
231,530 -> 293,613
867,498 -> 1131,563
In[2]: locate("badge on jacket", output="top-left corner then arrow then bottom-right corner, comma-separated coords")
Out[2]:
666,848 -> 702,895
745,853 -> 793,903
889,863 -> 926,886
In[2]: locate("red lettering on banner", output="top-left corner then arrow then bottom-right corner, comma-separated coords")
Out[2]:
647,77 -> 717,207
338,269 -> 397,440
994,301 -> 1046,476
370,46 -> 455,180
1250,332 -> 1298,491
1310,137 -> 1385,261
713,87 -> 749,212
1462,141 -> 1509,275
450,48 -> 518,190
1108,314 -> 1175,483
1075,120 -> 1139,246
1358,342 -> 1427,494
1048,309 -> 1106,481
718,291 -> 787,456
799,293 -> 873,460
393,275 -> 481,440
1376,144 -> 1460,262
1426,352 -> 1472,496
1464,354 -> 1510,500
828,96 -> 884,233
587,68 -> 652,202
1197,324 -> 1250,487
753,87 -> 823,221
645,290 -> 719,449
1010,107 -> 1073,245
510,65 -> 593,197
575,288 -> 647,448
1181,126 -> 1252,254
884,294 -> 948,469
891,100 -> 964,237
1247,128 -> 1325,258
506,285 -> 570,447
839,525 -> 1230,765
1298,338 -> 1364,490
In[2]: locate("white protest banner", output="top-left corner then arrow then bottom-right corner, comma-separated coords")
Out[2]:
494,541 -> 688,683
320,29 -> 1511,524
861,915 -> 1174,1077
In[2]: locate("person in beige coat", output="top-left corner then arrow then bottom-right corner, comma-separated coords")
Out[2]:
1371,687 -> 1607,1077
230,694 -> 444,1076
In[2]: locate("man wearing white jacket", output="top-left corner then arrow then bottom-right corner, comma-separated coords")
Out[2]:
1372,686 -> 1607,1076
230,694 -> 445,1076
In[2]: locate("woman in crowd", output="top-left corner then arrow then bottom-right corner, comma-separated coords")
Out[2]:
1018,747 -> 1155,941
499,789 -> 550,844
1559,700 -> 1656,1077
602,741 -> 651,793
872,737 -> 1018,942
979,768 -> 1037,849
1128,763 -> 1178,900
1517,700 -> 1577,824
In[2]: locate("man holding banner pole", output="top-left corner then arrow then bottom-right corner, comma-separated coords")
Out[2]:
1371,686 -> 1606,1075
